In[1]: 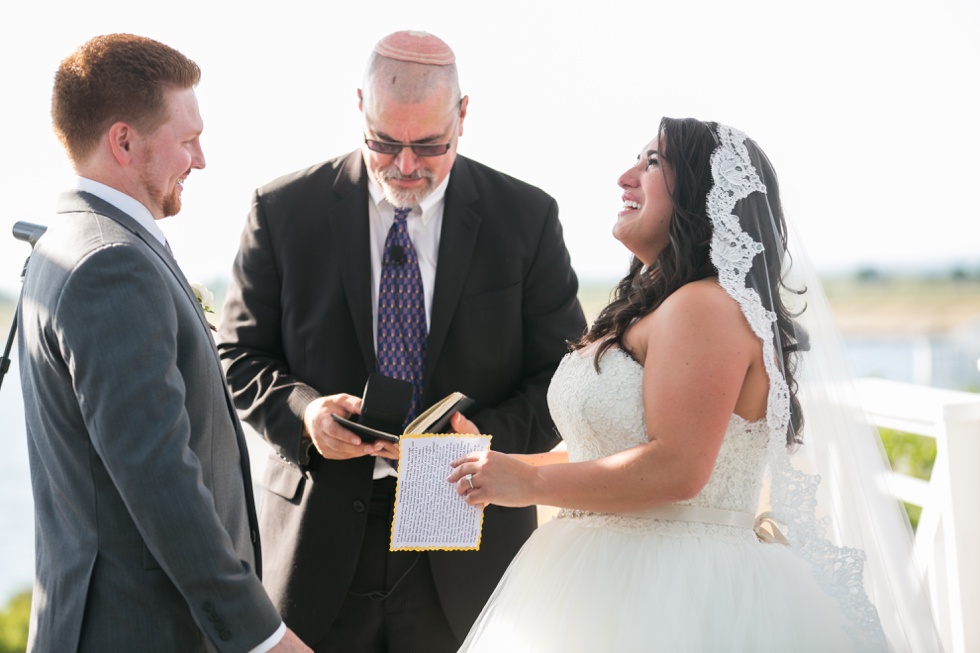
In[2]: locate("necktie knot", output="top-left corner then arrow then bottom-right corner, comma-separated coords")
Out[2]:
393,206 -> 411,225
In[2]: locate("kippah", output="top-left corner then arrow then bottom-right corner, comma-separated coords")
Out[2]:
373,30 -> 455,66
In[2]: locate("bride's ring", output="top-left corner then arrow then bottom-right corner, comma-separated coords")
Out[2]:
465,474 -> 475,490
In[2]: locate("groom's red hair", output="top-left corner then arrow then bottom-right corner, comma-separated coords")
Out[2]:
51,33 -> 200,166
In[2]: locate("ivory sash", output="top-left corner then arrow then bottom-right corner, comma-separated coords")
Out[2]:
620,505 -> 789,545
624,504 -> 756,529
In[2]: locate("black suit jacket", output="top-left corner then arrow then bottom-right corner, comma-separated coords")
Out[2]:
217,151 -> 586,643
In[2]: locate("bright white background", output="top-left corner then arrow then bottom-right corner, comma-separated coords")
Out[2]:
1,0 -> 978,294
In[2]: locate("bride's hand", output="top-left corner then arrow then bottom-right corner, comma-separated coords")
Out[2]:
447,450 -> 537,508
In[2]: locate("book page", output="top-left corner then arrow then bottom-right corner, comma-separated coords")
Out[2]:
390,433 -> 492,551
405,392 -> 466,434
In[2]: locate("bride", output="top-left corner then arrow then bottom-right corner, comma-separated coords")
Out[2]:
447,118 -> 942,652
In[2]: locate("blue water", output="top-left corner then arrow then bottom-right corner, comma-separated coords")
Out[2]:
0,352 -> 35,604
845,338 -> 918,384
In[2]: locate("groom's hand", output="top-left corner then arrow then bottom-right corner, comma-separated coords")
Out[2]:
303,394 -> 398,460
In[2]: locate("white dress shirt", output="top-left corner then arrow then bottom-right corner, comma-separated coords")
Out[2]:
76,177 -> 168,247
367,173 -> 450,479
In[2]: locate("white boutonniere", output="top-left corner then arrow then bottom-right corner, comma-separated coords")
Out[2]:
190,282 -> 218,331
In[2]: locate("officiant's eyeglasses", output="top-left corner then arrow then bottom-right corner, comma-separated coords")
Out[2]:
364,106 -> 461,158
364,137 -> 453,158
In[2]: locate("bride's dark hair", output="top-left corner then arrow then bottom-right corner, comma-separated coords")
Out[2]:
574,117 -> 809,445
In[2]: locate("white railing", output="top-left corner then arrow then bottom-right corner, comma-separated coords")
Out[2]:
856,378 -> 980,653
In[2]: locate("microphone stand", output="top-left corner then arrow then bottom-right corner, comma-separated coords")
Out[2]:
0,222 -> 47,392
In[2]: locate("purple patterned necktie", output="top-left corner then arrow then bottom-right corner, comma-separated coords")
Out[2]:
377,207 -> 427,428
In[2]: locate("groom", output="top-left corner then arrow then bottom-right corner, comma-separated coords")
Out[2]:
17,34 -> 309,652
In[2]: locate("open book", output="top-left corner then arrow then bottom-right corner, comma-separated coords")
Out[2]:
329,375 -> 487,550
332,374 -> 474,443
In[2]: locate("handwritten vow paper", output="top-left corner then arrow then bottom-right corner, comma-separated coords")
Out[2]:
390,433 -> 492,551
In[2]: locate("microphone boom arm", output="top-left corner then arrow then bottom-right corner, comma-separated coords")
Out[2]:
1,221 -> 47,392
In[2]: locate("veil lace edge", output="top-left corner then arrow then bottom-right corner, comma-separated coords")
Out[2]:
706,124 -> 887,651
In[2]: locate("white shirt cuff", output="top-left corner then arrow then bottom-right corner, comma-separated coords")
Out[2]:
247,621 -> 286,653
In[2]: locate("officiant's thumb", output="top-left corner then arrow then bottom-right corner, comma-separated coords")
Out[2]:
451,411 -> 480,435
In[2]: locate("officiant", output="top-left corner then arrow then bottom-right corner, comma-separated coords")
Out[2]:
215,29 -> 585,653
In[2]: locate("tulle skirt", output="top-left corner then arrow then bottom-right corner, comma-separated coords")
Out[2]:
458,516 -> 855,653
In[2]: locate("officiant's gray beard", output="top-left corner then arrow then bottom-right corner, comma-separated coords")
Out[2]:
376,167 -> 436,209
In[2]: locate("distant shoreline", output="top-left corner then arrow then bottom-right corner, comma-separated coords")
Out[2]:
3,276 -> 980,337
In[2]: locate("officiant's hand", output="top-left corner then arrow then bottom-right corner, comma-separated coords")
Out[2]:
447,450 -> 536,508
449,411 -> 479,434
304,394 -> 399,460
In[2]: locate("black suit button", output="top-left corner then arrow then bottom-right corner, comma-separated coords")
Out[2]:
352,500 -> 366,513
219,629 -> 232,641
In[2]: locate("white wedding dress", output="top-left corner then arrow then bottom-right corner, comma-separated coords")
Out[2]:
458,349 -> 857,653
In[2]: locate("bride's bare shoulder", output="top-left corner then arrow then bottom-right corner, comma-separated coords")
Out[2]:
656,278 -> 742,322
634,277 -> 751,340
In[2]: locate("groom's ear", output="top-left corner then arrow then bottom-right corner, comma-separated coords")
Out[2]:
108,122 -> 134,162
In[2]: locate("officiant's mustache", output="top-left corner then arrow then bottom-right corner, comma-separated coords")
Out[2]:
378,168 -> 435,183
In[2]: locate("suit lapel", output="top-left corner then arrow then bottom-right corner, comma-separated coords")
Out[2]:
322,155 -> 483,391
426,158 -> 481,390
327,153 -> 377,374
62,191 -> 215,338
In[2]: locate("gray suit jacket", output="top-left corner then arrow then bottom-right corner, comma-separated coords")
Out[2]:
18,191 -> 281,652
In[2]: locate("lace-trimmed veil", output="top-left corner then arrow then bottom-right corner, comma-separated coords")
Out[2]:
707,124 -> 942,652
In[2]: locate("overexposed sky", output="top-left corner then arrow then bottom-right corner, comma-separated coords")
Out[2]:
2,0 -> 978,295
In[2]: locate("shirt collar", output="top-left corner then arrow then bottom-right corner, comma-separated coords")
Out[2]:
75,177 -> 168,247
367,171 -> 451,225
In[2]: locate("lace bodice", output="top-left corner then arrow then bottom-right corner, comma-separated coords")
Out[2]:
547,348 -> 768,542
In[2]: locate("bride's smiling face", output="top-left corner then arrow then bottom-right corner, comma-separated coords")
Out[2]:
614,136 -> 675,265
